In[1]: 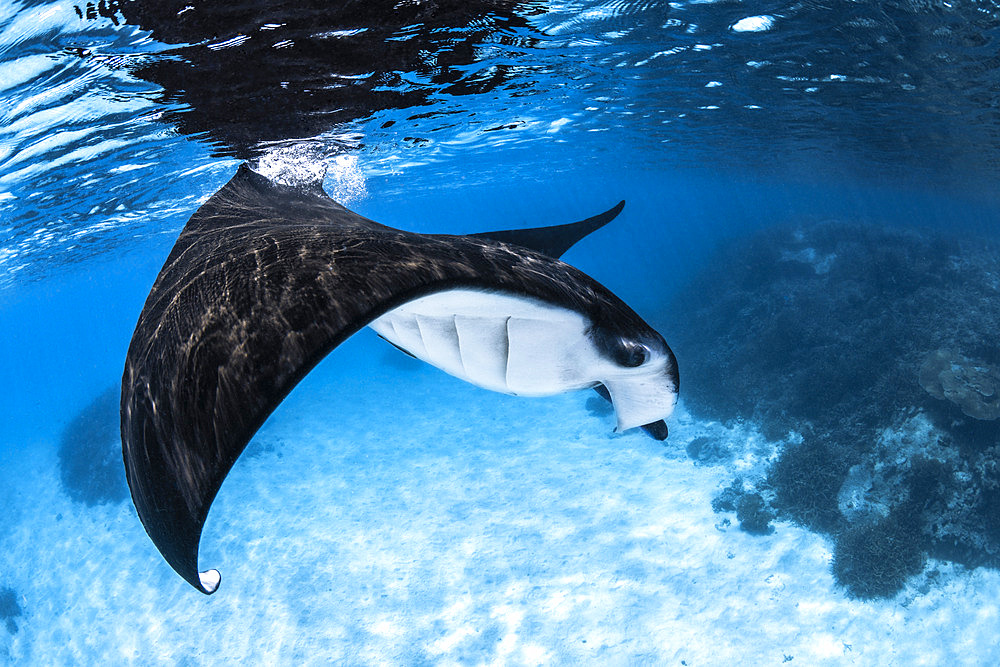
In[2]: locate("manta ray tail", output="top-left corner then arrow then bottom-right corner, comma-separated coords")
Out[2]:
471,200 -> 625,259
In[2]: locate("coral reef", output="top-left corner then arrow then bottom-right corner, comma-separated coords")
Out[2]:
711,478 -> 743,514
735,492 -> 775,536
831,514 -> 926,599
58,387 -> 128,506
685,437 -> 732,466
768,438 -> 852,534
669,221 -> 1000,598
0,587 -> 21,635
919,349 -> 1000,420
711,479 -> 774,535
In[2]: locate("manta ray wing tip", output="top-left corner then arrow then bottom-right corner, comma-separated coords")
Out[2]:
198,569 -> 222,595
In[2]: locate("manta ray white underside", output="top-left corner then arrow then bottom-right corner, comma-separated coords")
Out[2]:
370,288 -> 676,431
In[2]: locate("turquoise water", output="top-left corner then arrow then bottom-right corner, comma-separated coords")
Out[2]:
3,0 -> 1000,663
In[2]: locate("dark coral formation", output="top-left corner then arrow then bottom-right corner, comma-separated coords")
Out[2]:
768,438 -> 852,534
735,493 -> 775,536
670,221 -> 1000,598
711,479 -> 774,535
831,514 -> 926,599
686,436 -> 732,466
711,479 -> 743,515
0,587 -> 21,635
919,349 -> 1000,420
58,387 -> 128,506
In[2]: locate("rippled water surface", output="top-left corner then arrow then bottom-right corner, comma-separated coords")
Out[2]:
3,0 -> 999,284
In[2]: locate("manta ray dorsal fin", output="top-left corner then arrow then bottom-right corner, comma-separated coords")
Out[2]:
471,200 -> 625,259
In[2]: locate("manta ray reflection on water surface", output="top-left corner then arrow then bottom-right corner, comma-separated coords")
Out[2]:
121,165 -> 679,593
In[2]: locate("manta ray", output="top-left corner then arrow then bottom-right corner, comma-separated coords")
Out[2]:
121,165 -> 678,594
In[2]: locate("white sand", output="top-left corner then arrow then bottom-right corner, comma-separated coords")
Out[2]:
2,332 -> 999,665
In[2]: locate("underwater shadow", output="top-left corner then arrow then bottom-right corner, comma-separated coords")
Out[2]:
0,586 -> 21,636
58,387 -> 129,506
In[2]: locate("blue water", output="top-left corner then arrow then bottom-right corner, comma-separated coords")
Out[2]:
3,0 -> 1000,663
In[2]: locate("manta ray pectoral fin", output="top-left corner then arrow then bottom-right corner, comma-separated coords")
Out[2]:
470,200 -> 625,259
120,166 -> 459,594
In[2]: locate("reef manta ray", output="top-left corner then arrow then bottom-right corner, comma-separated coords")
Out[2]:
121,164 -> 679,594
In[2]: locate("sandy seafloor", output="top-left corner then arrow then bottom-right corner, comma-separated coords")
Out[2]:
1,327 -> 999,666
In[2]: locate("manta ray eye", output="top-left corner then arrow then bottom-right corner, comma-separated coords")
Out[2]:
614,340 -> 648,368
